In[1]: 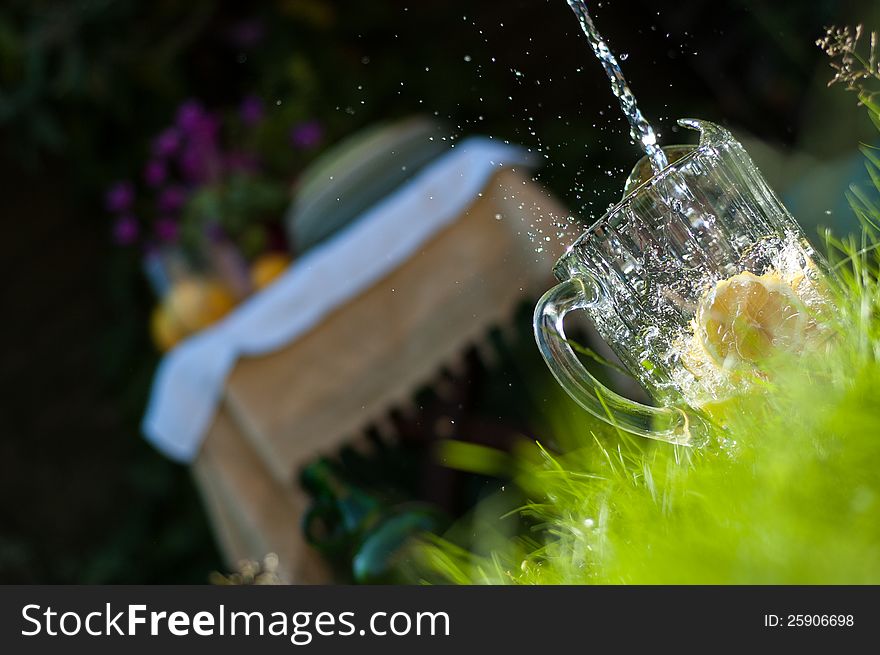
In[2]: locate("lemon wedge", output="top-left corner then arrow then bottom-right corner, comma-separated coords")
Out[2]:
696,271 -> 806,370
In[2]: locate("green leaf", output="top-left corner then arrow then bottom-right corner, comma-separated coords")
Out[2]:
849,184 -> 880,218
435,441 -> 512,477
562,336 -> 630,377
846,189 -> 880,231
870,109 -> 880,134
860,92 -> 880,119
866,160 -> 880,196
861,145 -> 880,172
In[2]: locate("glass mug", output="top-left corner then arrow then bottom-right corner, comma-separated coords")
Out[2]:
534,119 -> 823,446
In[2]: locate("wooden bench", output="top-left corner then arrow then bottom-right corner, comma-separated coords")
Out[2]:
192,168 -> 569,582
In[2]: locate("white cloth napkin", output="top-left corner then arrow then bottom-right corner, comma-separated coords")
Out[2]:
142,137 -> 536,462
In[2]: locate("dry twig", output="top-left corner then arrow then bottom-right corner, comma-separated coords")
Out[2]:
817,25 -> 880,103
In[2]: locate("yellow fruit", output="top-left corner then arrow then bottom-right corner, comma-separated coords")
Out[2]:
251,253 -> 292,291
696,271 -> 806,369
166,278 -> 236,333
150,304 -> 186,353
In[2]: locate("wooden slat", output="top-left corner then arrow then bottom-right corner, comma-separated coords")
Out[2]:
193,408 -> 331,584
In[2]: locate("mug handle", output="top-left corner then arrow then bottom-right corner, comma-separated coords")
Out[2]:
534,274 -> 708,446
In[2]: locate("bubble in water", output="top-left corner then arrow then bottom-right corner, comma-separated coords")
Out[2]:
643,326 -> 660,344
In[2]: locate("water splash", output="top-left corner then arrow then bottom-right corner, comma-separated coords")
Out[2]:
566,1 -> 668,174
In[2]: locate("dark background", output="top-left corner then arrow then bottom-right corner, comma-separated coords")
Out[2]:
1,0 -> 876,583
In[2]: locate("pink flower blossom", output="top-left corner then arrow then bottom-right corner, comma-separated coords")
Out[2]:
112,215 -> 139,245
144,160 -> 167,187
152,128 -> 181,158
176,100 -> 207,133
176,101 -> 220,142
227,19 -> 265,49
179,142 -> 221,184
239,95 -> 264,126
290,120 -> 323,149
105,181 -> 134,212
157,186 -> 188,213
154,217 -> 179,243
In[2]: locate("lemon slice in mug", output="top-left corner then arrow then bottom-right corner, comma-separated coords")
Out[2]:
696,271 -> 807,370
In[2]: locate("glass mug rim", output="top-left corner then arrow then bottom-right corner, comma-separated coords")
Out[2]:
553,118 -> 736,282
534,117 -> 812,448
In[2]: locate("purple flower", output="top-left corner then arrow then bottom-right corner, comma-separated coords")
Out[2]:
176,101 -> 220,143
290,120 -> 323,149
195,114 -> 221,142
154,217 -> 179,243
144,160 -> 167,187
176,100 -> 207,133
227,19 -> 265,49
152,128 -> 181,158
179,142 -> 221,184
112,215 -> 139,245
105,181 -> 134,213
239,95 -> 264,126
157,186 -> 188,213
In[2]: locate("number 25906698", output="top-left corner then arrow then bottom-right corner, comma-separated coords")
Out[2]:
764,614 -> 854,627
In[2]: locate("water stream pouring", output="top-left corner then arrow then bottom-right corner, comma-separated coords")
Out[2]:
566,0 -> 668,174
531,4 -> 828,446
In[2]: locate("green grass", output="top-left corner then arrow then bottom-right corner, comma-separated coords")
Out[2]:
418,107 -> 880,585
